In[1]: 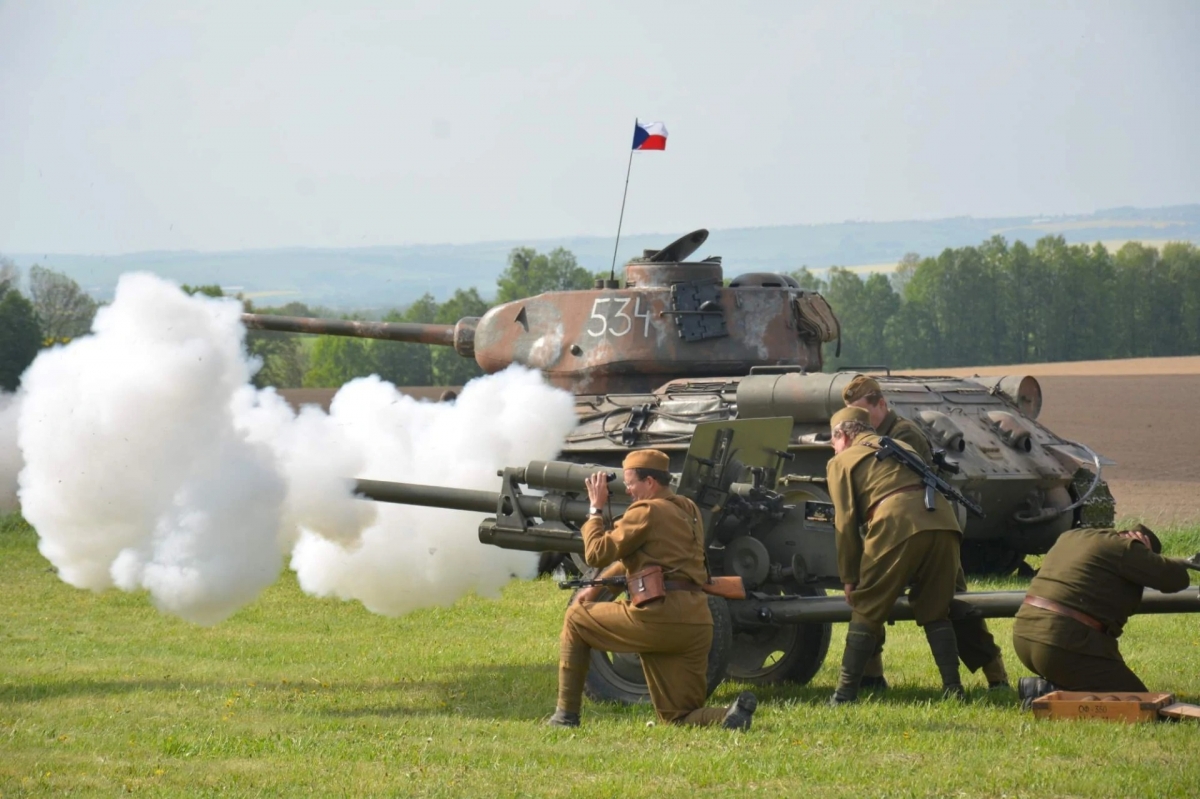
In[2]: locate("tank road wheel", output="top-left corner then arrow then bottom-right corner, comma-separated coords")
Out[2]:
960,540 -> 1022,576
577,592 -> 733,705
726,587 -> 832,685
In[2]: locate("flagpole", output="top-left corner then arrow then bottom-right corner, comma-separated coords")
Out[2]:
608,123 -> 637,284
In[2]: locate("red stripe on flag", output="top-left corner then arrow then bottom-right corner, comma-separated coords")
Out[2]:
636,135 -> 667,151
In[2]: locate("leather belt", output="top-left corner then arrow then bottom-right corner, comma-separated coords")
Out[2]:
865,484 -> 924,522
664,580 -> 703,593
1023,595 -> 1107,634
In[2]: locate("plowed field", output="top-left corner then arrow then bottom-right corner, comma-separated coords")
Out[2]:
280,356 -> 1200,526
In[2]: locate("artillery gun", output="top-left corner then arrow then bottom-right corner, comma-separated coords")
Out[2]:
351,418 -> 1199,703
244,228 -> 1115,578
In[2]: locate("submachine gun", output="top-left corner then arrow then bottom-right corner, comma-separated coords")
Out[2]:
873,435 -> 985,518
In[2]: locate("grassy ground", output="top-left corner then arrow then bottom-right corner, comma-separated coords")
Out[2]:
2,513 -> 1199,798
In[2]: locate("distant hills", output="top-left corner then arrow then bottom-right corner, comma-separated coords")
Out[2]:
9,204 -> 1200,311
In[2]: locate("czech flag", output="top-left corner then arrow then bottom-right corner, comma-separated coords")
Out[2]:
632,120 -> 668,151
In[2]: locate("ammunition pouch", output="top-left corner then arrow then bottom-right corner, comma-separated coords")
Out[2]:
627,566 -> 667,607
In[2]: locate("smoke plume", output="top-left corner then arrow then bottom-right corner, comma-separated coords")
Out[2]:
0,393 -> 20,512
15,273 -> 578,623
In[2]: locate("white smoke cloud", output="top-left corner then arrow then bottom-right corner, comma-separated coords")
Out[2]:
289,369 -> 578,616
17,274 -> 288,624
14,272 -> 578,624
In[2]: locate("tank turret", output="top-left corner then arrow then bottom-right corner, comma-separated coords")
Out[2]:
242,229 -> 839,395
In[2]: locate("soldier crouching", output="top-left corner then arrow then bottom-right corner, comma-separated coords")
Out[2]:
825,406 -> 965,704
549,449 -> 756,730
1013,524 -> 1191,706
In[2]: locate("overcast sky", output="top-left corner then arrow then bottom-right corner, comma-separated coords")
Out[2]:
1,0 -> 1197,255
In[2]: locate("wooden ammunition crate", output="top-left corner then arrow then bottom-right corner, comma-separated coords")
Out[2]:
1031,691 -> 1175,722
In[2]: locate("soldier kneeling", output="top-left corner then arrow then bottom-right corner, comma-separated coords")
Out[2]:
549,449 -> 756,730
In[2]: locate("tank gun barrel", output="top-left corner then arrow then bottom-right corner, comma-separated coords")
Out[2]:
352,460 -> 635,555
241,313 -> 478,356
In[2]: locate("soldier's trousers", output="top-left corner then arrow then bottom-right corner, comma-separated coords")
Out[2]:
850,529 -> 960,635
1012,634 -> 1147,692
950,566 -> 1003,670
866,565 -> 1002,674
558,596 -> 727,725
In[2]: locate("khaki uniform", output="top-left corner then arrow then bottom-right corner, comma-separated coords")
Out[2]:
826,432 -> 962,633
1013,528 -> 1190,691
877,409 -> 933,464
875,409 -> 1001,672
558,492 -> 727,725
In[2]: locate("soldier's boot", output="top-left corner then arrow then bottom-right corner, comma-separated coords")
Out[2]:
860,651 -> 889,691
721,691 -> 758,731
924,620 -> 965,700
982,655 -> 1010,691
1017,677 -> 1057,710
546,709 -> 580,728
829,623 -> 878,706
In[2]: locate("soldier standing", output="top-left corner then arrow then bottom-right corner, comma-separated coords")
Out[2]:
825,406 -> 965,704
548,449 -> 757,730
1013,525 -> 1190,704
842,375 -> 1010,691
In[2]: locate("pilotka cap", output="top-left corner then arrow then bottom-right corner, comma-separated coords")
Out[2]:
830,406 -> 871,429
623,449 -> 671,472
842,374 -> 883,404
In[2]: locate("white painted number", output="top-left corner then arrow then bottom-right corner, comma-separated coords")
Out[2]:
609,297 -> 633,336
586,298 -> 610,336
633,296 -> 652,337
586,296 -> 651,338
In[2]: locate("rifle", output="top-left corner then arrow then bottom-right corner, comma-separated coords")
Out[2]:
558,575 -> 627,591
558,573 -> 747,600
873,436 -> 985,519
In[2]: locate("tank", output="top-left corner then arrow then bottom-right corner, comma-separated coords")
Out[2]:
346,418 -> 1196,703
243,228 -> 1115,579
243,229 -> 837,395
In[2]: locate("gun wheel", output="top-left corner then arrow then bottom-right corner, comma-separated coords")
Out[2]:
726,586 -> 832,685
575,590 -> 733,706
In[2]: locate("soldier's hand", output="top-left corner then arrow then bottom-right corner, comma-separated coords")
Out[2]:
585,472 -> 609,509
572,585 -> 604,606
844,583 -> 856,605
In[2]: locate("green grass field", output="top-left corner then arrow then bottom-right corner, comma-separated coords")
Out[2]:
3,513 -> 1199,798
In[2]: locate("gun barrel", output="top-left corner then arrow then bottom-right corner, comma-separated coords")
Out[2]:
353,473 -> 613,554
731,588 -> 1200,626
354,478 -> 498,513
243,313 -> 458,345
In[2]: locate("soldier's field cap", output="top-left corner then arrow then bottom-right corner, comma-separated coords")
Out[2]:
623,449 -> 670,472
842,375 -> 882,404
1133,523 -> 1163,554
830,406 -> 871,428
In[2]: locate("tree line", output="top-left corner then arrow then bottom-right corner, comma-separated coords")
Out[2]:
3,236 -> 1199,393
795,237 -> 1200,371
0,261 -> 99,391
